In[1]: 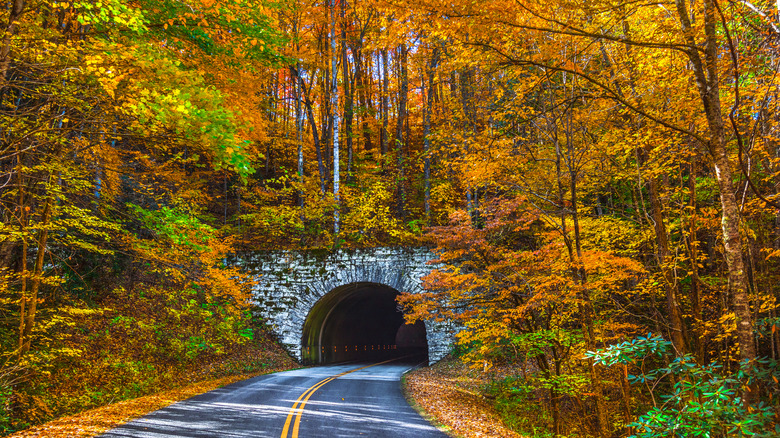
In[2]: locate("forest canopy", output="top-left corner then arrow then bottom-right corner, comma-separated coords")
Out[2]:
2,0 -> 780,436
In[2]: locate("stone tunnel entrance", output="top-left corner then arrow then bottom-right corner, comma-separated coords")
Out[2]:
300,282 -> 428,364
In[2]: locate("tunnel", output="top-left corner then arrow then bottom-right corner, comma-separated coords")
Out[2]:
300,282 -> 428,364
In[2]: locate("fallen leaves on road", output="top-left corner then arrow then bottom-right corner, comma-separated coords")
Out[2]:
404,357 -> 524,438
8,366 -> 292,438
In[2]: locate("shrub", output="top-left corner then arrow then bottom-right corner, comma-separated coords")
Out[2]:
587,335 -> 780,438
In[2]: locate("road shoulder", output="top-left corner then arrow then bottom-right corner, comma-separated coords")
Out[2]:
402,357 -> 523,438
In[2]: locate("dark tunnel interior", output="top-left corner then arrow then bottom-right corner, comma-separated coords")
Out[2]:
301,282 -> 428,364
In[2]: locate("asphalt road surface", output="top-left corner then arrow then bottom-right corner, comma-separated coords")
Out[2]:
99,359 -> 448,438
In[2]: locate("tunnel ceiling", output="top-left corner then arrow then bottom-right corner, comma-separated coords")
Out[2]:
301,282 -> 427,364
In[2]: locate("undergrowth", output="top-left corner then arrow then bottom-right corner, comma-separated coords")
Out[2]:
0,285 -> 296,435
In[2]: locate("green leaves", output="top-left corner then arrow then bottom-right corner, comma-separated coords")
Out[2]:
592,336 -> 780,438
136,0 -> 287,66
586,333 -> 671,367
127,204 -> 215,251
121,45 -> 257,179
74,0 -> 149,33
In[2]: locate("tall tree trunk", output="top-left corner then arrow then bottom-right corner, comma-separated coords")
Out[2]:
1,0 -> 26,81
459,68 -> 480,225
272,73 -> 279,123
424,46 -> 439,219
381,48 -> 389,157
330,0 -> 341,235
550,82 -> 608,437
395,44 -> 408,218
15,149 -> 27,360
18,174 -> 54,359
420,48 -> 439,220
568,150 -> 609,438
619,9 -> 689,358
293,63 -> 304,206
323,59 -> 332,173
294,66 -> 326,193
643,154 -> 688,355
675,0 -> 756,372
712,136 -> 755,361
340,0 -> 353,178
357,54 -> 372,151
687,159 -> 705,361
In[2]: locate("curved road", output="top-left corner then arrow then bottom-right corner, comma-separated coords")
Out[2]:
100,360 -> 448,438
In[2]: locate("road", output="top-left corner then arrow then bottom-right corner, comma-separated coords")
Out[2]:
99,360 -> 448,438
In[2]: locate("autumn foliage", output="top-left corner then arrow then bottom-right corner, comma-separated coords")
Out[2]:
3,0 -> 780,436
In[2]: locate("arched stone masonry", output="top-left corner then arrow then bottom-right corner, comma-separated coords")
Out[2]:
237,247 -> 454,363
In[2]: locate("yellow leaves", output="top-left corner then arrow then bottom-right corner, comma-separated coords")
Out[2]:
84,53 -> 104,66
757,295 -> 779,314
574,216 -> 647,258
341,181 -> 414,244
80,44 -> 140,102
711,312 -> 738,344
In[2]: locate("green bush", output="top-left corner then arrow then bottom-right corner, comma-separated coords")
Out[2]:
486,376 -> 554,436
587,335 -> 780,438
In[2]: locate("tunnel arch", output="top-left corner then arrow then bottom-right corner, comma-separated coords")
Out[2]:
301,282 -> 428,364
238,247 -> 454,363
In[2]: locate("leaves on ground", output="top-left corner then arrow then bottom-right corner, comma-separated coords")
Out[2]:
404,358 -> 523,438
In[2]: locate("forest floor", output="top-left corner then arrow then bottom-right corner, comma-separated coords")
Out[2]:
403,357 -> 524,438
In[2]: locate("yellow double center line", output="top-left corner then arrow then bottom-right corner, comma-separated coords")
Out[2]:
280,358 -> 401,438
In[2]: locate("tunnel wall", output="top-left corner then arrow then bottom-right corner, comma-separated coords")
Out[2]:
235,247 -> 455,363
